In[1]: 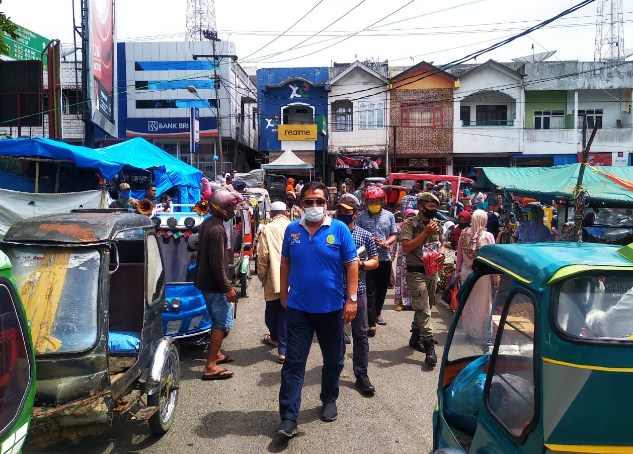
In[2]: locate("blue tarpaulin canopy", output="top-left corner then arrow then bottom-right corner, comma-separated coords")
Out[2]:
0,137 -> 202,204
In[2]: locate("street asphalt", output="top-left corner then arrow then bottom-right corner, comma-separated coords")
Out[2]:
26,271 -> 454,454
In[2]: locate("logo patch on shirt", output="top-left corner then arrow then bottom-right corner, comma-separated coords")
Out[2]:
326,234 -> 335,244
291,233 -> 301,244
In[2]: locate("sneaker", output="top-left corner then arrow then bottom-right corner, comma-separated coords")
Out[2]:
343,331 -> 351,344
321,402 -> 338,422
275,419 -> 297,438
354,375 -> 376,396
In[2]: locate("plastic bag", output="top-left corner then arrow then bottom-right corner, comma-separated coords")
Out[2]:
423,241 -> 442,275
450,281 -> 460,312
443,354 -> 490,433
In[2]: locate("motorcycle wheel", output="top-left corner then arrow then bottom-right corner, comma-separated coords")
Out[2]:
148,343 -> 180,434
240,273 -> 248,297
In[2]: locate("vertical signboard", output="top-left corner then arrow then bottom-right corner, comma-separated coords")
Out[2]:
190,107 -> 200,154
88,0 -> 116,136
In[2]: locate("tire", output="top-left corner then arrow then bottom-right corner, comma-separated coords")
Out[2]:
148,343 -> 180,435
240,273 -> 248,297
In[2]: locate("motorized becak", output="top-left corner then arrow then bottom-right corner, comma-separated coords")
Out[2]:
0,251 -> 36,453
433,241 -> 633,453
1,211 -> 180,446
152,206 -> 210,341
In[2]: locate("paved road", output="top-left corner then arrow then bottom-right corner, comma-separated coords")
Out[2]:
28,274 -> 454,454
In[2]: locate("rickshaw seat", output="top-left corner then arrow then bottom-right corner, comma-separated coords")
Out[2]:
109,263 -> 145,341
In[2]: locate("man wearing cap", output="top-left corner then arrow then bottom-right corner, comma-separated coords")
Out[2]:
257,201 -> 291,363
336,193 -> 379,395
401,192 -> 445,367
109,182 -> 138,209
285,192 -> 304,221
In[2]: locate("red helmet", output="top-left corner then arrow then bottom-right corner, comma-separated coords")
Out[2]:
364,186 -> 386,202
208,187 -> 244,220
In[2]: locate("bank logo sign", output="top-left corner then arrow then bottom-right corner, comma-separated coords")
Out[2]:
126,117 -> 218,138
148,121 -> 159,132
277,124 -> 317,141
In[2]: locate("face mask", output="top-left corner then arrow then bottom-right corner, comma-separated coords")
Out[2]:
368,204 -> 381,214
286,200 -> 294,207
423,208 -> 437,219
337,213 -> 354,225
458,222 -> 469,229
120,191 -> 131,199
304,206 -> 324,222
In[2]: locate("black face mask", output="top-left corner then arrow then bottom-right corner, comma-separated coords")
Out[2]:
337,213 -> 355,225
423,208 -> 437,219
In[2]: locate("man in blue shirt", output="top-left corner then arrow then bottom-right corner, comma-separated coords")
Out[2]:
276,181 -> 359,438
336,194 -> 379,396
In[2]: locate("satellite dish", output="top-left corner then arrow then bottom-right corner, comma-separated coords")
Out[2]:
512,50 -> 557,63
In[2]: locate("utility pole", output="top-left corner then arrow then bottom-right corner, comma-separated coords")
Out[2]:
211,33 -> 223,173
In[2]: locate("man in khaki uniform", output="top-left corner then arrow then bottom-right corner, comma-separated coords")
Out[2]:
401,192 -> 445,367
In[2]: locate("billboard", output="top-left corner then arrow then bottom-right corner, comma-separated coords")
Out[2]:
0,61 -> 43,127
2,24 -> 49,70
88,0 -> 116,136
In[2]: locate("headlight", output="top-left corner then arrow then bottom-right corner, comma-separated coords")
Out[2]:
170,297 -> 181,312
151,216 -> 162,229
184,217 -> 196,229
166,217 -> 178,228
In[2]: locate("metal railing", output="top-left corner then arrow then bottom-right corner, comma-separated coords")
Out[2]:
461,120 -> 515,126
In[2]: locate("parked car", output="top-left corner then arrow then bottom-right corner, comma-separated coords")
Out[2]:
0,251 -> 36,453
434,241 -> 633,453
2,211 -> 180,447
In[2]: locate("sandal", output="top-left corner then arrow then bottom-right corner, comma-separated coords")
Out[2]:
217,355 -> 235,364
277,355 -> 286,364
394,305 -> 403,312
376,316 -> 387,325
367,327 -> 377,338
201,368 -> 234,380
261,334 -> 278,348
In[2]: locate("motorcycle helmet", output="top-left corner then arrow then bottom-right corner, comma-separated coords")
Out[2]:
364,186 -> 386,203
208,187 -> 244,220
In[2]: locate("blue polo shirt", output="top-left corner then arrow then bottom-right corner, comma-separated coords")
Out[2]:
281,216 -> 358,313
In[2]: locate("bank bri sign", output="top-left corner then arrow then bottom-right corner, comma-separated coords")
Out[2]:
125,117 -> 217,138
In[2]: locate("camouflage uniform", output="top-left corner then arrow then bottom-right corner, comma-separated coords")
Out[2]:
401,216 -> 443,341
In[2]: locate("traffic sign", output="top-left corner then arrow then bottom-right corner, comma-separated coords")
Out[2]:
2,23 -> 49,70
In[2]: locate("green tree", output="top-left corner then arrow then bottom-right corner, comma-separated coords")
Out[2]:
0,13 -> 20,56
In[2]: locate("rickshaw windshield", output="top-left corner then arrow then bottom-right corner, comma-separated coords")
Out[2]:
5,246 -> 100,354
556,274 -> 633,341
157,235 -> 196,283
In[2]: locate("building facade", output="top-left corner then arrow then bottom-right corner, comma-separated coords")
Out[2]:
388,62 -> 457,174
256,67 -> 328,179
326,61 -> 389,187
116,41 -> 258,178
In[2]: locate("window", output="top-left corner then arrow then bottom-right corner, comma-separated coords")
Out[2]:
460,105 -> 471,125
62,90 -> 81,114
577,109 -> 603,129
134,61 -> 217,71
359,101 -> 384,129
534,110 -> 564,129
400,104 -> 442,127
0,280 -> 33,434
282,104 -> 314,125
486,292 -> 536,439
475,105 -> 510,126
332,101 -> 353,131
252,108 -> 258,129
135,99 -> 218,109
557,274 -> 633,340
135,80 -> 215,91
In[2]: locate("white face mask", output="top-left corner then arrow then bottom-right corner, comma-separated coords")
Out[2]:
304,206 -> 325,222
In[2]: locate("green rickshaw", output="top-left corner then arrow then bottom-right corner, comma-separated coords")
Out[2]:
0,251 -> 35,453
434,242 -> 633,453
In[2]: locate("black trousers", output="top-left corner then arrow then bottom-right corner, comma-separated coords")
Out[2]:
366,260 -> 392,328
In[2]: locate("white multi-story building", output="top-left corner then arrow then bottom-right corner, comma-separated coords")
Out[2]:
326,61 -> 390,184
117,41 -> 258,176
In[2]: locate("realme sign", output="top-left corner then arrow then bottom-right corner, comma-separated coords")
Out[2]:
278,124 -> 317,141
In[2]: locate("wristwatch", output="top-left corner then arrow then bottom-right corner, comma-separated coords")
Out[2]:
348,294 -> 358,302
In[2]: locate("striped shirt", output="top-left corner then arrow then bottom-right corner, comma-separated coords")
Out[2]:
344,225 -> 378,295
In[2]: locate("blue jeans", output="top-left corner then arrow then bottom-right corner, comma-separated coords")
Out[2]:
279,307 -> 345,423
265,299 -> 287,356
201,291 -> 233,330
350,293 -> 369,378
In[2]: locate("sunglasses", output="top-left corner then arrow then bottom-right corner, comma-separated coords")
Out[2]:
303,198 -> 327,207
